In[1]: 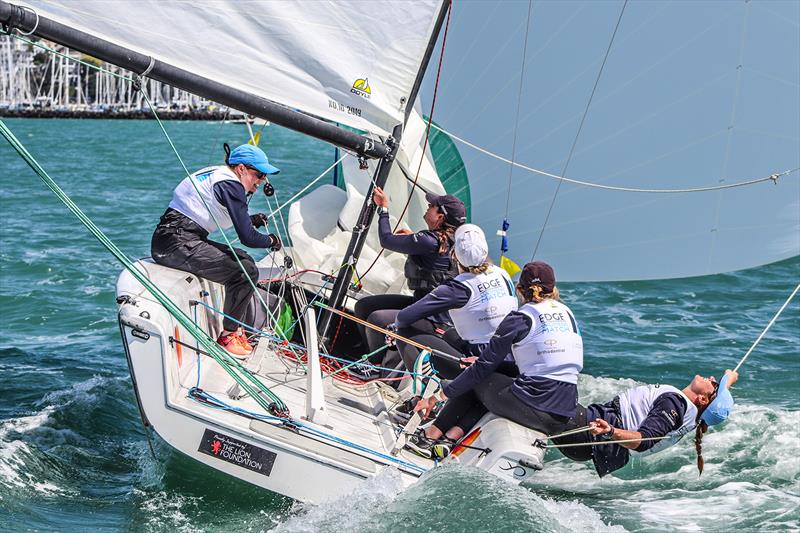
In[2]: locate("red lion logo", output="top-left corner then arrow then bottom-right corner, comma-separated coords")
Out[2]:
211,440 -> 222,455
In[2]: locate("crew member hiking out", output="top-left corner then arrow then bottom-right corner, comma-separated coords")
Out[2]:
410,261 -> 584,459
351,188 -> 466,375
150,144 -> 282,358
553,369 -> 738,477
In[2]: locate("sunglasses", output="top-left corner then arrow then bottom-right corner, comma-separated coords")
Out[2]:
709,379 -> 720,401
245,165 -> 266,180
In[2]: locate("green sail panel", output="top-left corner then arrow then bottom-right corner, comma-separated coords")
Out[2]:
425,115 -> 471,222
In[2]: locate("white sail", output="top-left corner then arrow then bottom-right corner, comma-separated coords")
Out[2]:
21,0 -> 445,136
415,0 -> 799,281
288,106 -> 444,296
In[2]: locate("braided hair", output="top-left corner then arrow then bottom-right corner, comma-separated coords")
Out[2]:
693,387 -> 717,475
694,421 -> 709,475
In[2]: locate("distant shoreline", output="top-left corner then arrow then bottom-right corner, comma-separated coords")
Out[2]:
0,109 -> 232,120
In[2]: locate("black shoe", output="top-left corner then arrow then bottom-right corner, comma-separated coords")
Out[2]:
391,396 -> 444,425
347,362 -> 380,381
404,429 -> 451,460
392,397 -> 419,421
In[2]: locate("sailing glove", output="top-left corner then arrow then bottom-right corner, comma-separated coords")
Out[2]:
268,234 -> 282,251
250,213 -> 269,228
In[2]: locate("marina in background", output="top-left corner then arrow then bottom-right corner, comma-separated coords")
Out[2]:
0,35 -> 235,119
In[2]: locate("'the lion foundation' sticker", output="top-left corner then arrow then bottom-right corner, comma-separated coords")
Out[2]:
198,429 -> 277,477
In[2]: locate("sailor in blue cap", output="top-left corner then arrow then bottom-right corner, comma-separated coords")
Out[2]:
151,144 -> 282,357
552,369 -> 738,476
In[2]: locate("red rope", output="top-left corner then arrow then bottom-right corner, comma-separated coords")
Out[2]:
359,0 -> 453,281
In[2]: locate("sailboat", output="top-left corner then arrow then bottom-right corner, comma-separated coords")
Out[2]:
1,0 -> 797,505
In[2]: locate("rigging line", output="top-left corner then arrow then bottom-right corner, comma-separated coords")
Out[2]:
358,0 -> 452,282
708,1 -> 751,272
265,154 -> 347,220
1,29 -> 133,82
140,92 -> 279,328
530,0 -> 629,262
205,106 -> 231,168
539,435 -> 668,449
430,123 -> 799,193
3,30 -> 281,332
515,4 -> 736,156
733,283 -> 800,374
503,0 -> 533,218
7,29 -> 280,327
0,120 -> 286,412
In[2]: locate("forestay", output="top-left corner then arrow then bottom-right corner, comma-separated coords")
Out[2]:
20,0 -> 445,136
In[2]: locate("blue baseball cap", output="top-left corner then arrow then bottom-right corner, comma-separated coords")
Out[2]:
700,374 -> 735,427
228,144 -> 280,175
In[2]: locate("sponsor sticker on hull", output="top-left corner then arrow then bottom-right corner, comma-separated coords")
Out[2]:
198,428 -> 277,477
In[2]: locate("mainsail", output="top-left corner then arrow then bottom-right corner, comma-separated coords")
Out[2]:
16,0 -> 444,137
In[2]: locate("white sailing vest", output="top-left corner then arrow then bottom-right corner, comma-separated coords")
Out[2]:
617,384 -> 698,456
448,266 -> 518,344
511,300 -> 583,384
168,165 -> 241,233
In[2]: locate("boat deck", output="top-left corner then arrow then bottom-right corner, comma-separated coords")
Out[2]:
169,335 -> 434,477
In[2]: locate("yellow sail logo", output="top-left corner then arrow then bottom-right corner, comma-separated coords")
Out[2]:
351,77 -> 371,99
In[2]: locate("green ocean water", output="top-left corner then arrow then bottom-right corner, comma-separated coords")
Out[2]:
1,119 -> 798,532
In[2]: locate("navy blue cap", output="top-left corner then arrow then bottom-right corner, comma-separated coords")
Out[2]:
425,192 -> 466,226
228,144 -> 280,175
700,374 -> 735,427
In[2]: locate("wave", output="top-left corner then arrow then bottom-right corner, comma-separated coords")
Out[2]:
271,465 -> 626,533
529,374 -> 800,531
0,375 -> 139,503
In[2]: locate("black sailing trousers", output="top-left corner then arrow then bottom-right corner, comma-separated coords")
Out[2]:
151,208 -> 258,332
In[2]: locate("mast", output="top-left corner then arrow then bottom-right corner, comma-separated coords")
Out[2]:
0,0 -> 388,159
318,0 -> 452,343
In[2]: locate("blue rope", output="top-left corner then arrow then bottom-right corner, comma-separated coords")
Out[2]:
187,388 -> 427,473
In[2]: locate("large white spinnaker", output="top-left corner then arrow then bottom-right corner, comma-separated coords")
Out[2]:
19,0 -> 445,137
418,0 -> 799,281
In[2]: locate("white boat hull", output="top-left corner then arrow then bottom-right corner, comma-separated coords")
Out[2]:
116,259 -> 547,503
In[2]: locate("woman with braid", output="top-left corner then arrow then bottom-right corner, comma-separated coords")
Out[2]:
552,369 -> 738,476
351,188 -> 466,376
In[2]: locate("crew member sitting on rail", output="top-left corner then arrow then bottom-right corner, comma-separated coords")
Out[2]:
410,261 -> 583,458
390,224 -> 518,417
151,144 -> 282,358
351,188 -> 466,375
553,369 -> 738,477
